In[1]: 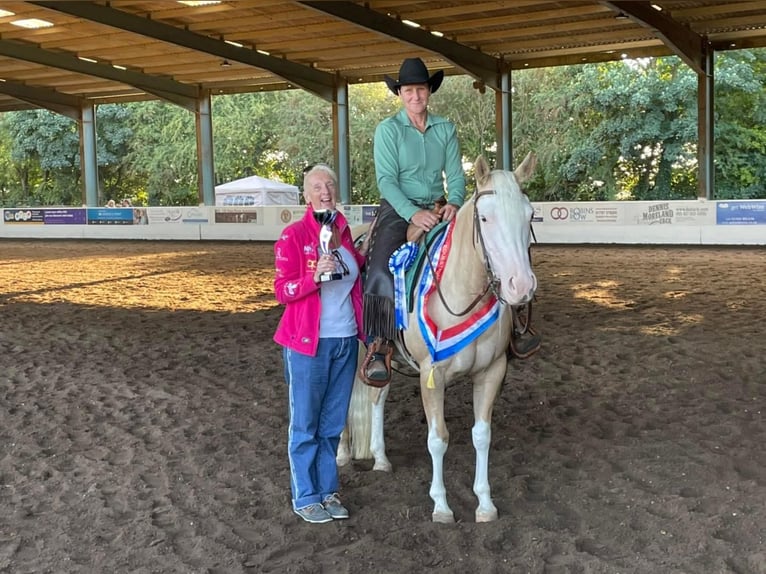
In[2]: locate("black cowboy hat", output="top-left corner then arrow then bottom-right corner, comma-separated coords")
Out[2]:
383,57 -> 444,95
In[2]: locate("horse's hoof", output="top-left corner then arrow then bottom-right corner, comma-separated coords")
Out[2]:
335,448 -> 351,466
432,511 -> 455,524
372,459 -> 392,472
476,508 -> 498,523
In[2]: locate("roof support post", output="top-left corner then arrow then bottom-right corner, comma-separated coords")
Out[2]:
80,102 -> 99,206
698,47 -> 714,200
333,78 -> 350,204
196,91 -> 215,206
495,69 -> 512,170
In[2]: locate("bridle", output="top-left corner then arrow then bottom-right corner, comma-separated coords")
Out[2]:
425,186 -> 534,318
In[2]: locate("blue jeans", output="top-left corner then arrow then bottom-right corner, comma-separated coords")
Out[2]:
283,336 -> 358,510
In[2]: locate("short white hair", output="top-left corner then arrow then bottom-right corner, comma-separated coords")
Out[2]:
302,163 -> 338,201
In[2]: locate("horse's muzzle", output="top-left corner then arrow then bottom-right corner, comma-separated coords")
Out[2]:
503,272 -> 537,305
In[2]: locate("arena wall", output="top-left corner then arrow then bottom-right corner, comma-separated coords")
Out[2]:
1,199 -> 764,245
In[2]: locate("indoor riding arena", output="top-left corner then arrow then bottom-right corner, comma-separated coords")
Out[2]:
0,239 -> 763,573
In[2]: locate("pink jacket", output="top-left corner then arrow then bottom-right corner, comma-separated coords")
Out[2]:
273,206 -> 365,356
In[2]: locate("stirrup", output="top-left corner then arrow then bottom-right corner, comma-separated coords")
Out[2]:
359,339 -> 393,387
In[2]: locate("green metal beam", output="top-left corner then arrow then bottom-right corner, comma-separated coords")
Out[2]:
603,1 -> 707,75
299,1 -> 502,90
0,79 -> 82,119
0,38 -> 199,109
32,1 -> 337,102
80,102 -> 100,206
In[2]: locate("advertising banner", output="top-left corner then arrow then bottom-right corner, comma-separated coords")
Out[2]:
214,207 -> 261,224
87,208 -> 135,225
3,208 -> 87,225
716,201 -> 766,225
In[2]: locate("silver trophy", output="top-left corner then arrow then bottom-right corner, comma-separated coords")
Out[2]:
313,209 -> 342,282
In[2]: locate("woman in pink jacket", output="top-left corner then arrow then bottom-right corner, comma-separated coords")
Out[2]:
273,164 -> 365,524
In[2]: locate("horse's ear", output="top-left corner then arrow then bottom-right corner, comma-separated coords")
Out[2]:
475,155 -> 491,186
514,151 -> 537,184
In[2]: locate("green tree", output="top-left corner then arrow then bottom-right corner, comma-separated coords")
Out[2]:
212,92 -> 281,183
348,83 -> 396,204
124,101 -> 198,206
512,49 -> 766,201
713,50 -> 766,199
432,77 -> 495,157
2,110 -> 80,205
96,104 -> 144,205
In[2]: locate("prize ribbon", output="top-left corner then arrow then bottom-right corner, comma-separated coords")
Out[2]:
388,242 -> 419,330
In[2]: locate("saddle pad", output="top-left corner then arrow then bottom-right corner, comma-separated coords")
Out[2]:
405,221 -> 449,312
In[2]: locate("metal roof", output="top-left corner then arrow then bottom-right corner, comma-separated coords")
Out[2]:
1,0 -> 765,111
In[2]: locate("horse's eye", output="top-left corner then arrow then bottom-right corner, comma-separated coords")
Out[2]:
480,215 -> 487,223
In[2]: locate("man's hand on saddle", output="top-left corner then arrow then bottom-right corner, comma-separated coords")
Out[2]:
440,203 -> 458,222
411,209 -> 440,232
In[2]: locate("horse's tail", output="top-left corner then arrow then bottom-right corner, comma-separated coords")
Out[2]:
345,345 -> 375,460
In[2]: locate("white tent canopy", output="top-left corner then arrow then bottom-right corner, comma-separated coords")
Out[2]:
215,175 -> 300,206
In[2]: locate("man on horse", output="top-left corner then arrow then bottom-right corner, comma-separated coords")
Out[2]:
362,58 -> 541,386
362,57 -> 465,385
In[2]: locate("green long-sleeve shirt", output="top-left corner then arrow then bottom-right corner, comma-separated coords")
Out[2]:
373,108 -> 466,222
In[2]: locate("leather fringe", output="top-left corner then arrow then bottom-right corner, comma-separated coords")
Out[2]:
363,294 -> 396,340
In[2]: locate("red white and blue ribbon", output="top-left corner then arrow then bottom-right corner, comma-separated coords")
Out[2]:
388,241 -> 419,330
417,221 -> 500,363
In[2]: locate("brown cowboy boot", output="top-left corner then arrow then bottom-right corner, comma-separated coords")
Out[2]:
509,330 -> 541,359
362,338 -> 393,387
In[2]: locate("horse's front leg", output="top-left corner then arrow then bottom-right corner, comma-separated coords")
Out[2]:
472,418 -> 497,522
471,360 -> 505,522
421,376 -> 453,523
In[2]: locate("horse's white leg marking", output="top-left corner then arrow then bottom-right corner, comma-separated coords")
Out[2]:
421,383 -> 454,523
370,384 -> 391,471
427,420 -> 453,523
472,419 -> 498,522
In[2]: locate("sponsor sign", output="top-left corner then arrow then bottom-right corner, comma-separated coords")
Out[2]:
716,201 -> 766,225
87,208 -> 134,225
3,208 -> 87,224
214,207 -> 261,224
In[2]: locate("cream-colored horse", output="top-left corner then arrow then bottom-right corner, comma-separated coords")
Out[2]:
338,153 -> 538,523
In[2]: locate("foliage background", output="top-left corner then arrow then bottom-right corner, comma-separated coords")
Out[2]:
0,50 -> 764,207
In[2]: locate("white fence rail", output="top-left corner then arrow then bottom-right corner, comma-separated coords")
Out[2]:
2,200 -> 764,245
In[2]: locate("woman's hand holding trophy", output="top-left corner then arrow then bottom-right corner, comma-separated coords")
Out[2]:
313,209 -> 342,283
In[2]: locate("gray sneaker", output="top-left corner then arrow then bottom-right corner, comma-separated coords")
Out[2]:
294,503 -> 333,524
323,494 -> 349,519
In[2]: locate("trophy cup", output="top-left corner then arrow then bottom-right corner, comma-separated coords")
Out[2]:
313,209 -> 342,282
